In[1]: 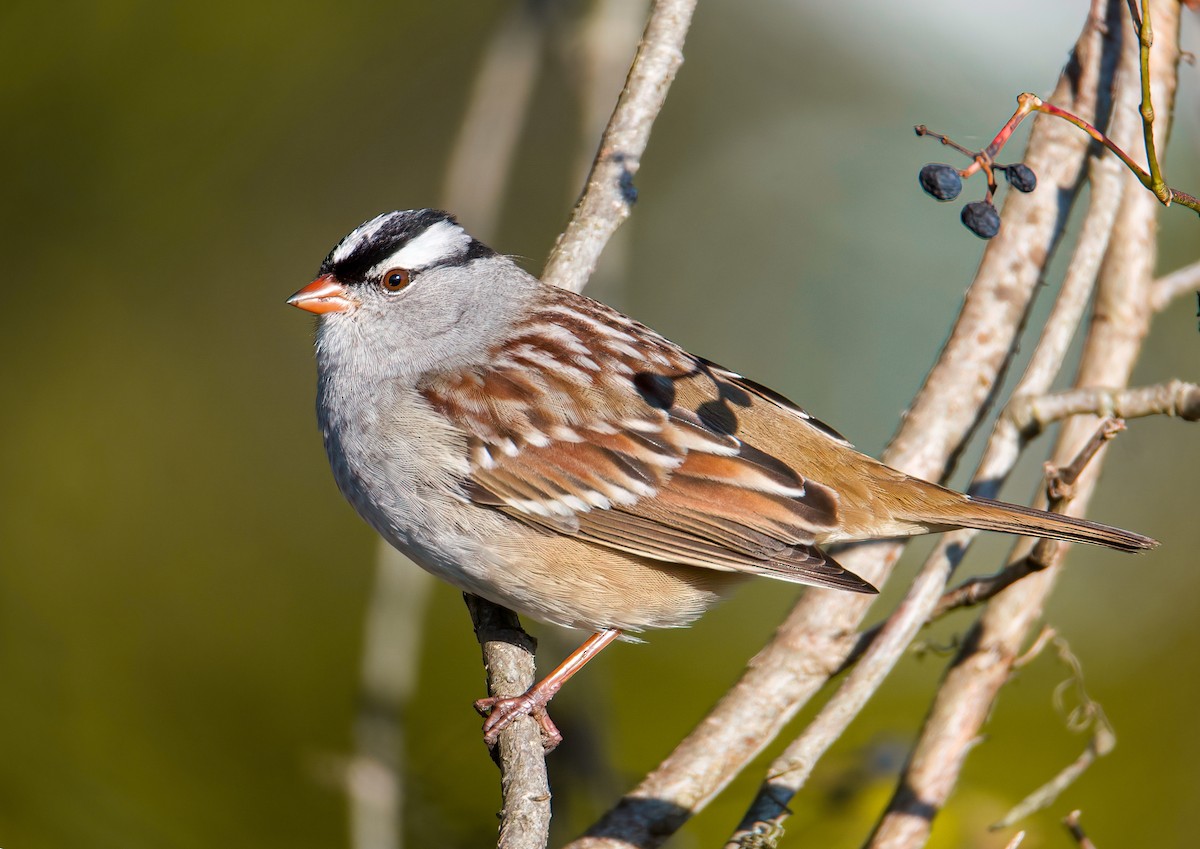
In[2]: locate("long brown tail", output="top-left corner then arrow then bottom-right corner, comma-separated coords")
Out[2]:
933,494 -> 1157,553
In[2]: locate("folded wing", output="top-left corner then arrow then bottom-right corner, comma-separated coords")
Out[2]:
420,291 -> 876,594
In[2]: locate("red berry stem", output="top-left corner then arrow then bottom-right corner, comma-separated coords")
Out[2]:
920,90 -> 1199,216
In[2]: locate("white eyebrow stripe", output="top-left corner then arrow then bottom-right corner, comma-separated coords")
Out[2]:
367,219 -> 470,277
330,213 -> 394,265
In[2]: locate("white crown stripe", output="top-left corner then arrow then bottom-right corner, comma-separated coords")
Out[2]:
367,219 -> 471,276
330,213 -> 394,265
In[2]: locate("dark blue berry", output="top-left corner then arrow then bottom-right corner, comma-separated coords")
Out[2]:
961,201 -> 1000,239
919,163 -> 963,201
1004,163 -> 1037,193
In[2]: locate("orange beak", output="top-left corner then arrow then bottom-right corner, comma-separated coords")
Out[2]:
286,274 -> 359,314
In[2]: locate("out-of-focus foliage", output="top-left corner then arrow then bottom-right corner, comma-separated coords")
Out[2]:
1,2 -> 1196,848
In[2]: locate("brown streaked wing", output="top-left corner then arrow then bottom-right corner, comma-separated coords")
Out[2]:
418,289 -> 865,589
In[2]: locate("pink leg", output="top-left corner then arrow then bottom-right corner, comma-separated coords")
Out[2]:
474,628 -> 621,750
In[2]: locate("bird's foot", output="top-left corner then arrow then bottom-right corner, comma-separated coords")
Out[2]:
474,690 -> 563,751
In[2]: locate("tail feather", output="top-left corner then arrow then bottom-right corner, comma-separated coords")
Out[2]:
943,495 -> 1158,553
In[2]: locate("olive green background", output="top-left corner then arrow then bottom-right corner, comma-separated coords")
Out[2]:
2,1 -> 1197,847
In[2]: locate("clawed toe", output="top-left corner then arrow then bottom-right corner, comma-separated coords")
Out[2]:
470,630 -> 621,751
474,694 -> 563,750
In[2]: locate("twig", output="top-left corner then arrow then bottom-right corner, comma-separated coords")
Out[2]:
854,403 -> 1177,642
991,636 -> 1116,829
1150,258 -> 1200,311
997,738 -> 1110,831
454,4 -> 697,845
570,6 -> 1117,847
1028,95 -> 1196,212
938,86 -> 1198,214
1007,381 -> 1200,435
422,1 -> 714,838
1045,418 -> 1125,499
918,0 -> 1198,217
541,0 -> 698,293
440,5 -> 558,842
537,0 -> 652,814
1131,0 -> 1170,205
934,421 -> 1122,617
1012,625 -> 1057,669
465,595 -> 553,849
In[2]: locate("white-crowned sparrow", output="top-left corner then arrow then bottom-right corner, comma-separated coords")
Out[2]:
288,209 -> 1156,746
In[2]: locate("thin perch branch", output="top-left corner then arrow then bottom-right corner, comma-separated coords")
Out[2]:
439,7 -> 556,845
460,3 -> 699,846
465,595 -> 553,849
351,7 -> 554,846
541,0 -> 698,293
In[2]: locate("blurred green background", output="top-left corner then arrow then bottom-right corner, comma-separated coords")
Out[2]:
2,1 -> 1197,847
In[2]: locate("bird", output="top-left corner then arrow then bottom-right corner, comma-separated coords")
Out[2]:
287,208 -> 1156,748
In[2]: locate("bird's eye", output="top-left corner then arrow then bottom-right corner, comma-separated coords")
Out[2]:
380,268 -> 411,292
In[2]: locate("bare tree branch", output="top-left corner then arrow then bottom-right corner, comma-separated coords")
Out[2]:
1150,258 -> 1200,312
729,408 -> 1125,844
1006,381 -> 1200,433
541,0 -> 698,293
724,6 -> 1138,837
533,0 -> 654,818
467,595 -> 554,849
450,3 -> 699,846
725,533 -> 961,845
867,4 -> 1182,845
446,5 -> 555,834
837,0 -> 1196,674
